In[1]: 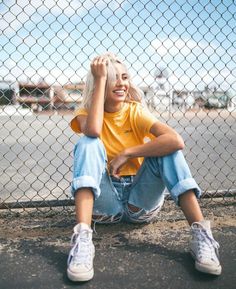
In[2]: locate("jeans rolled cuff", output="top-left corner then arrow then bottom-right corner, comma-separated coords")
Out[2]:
71,175 -> 100,199
170,178 -> 201,205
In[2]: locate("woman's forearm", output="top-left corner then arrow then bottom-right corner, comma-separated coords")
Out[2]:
123,134 -> 185,158
84,77 -> 106,137
109,133 -> 184,177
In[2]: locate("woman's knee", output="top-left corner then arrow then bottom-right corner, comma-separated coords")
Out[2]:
74,136 -> 106,157
75,135 -> 103,149
72,136 -> 107,188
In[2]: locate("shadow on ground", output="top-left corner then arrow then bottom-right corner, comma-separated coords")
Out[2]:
0,201 -> 235,289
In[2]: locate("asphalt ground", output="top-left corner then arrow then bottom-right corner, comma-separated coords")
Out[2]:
0,200 -> 235,289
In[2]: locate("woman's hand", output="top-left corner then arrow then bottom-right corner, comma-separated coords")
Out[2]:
109,152 -> 129,178
91,56 -> 108,80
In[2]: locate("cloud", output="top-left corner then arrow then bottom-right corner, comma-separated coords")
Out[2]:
1,0 -> 127,40
148,37 -> 236,91
0,0 -> 83,38
2,0 -> 80,16
0,61 -> 87,85
151,37 -> 218,59
1,0 -> 126,22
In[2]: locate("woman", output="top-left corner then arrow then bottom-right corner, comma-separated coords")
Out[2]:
67,53 -> 221,282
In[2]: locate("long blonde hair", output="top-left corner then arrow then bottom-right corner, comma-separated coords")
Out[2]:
81,52 -> 143,110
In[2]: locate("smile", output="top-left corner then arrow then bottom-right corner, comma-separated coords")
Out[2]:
113,90 -> 126,95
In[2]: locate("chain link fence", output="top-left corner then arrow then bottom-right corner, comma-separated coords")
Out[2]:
0,0 -> 236,211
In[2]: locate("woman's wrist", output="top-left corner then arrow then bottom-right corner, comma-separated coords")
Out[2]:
123,148 -> 133,159
92,77 -> 107,101
94,76 -> 107,83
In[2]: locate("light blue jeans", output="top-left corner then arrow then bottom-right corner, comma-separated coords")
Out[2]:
71,136 -> 201,223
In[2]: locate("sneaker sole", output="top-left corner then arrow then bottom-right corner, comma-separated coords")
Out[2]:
195,261 -> 222,276
67,268 -> 94,282
190,251 -> 222,275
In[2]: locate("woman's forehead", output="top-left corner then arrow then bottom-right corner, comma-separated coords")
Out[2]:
113,62 -> 128,74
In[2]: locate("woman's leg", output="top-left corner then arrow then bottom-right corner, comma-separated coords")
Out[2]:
154,152 -> 221,275
127,151 -> 221,275
125,157 -> 166,223
71,136 -> 107,203
92,172 -> 123,223
153,150 -> 203,224
75,188 -> 94,226
179,190 -> 204,225
68,136 -> 107,282
126,150 -> 201,223
72,136 -> 123,222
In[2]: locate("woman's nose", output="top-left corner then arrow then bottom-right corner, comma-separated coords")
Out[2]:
116,77 -> 123,85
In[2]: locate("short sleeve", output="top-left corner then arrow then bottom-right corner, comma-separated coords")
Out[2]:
70,108 -> 88,133
131,102 -> 158,136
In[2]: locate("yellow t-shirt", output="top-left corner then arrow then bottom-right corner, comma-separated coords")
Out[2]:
70,101 -> 157,176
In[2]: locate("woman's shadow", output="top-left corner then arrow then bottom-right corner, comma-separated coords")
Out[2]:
35,228 -> 219,287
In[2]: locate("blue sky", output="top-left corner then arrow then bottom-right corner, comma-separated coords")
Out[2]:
0,0 -> 236,91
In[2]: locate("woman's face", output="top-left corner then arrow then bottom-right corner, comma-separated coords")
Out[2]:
105,62 -> 130,110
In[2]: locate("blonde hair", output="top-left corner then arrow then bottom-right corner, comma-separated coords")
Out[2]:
81,52 -> 143,110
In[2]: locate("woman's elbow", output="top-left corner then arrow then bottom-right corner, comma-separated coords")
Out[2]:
84,128 -> 101,138
176,134 -> 185,150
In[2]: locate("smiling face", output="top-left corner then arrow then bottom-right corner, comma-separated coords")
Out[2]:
104,62 -> 130,112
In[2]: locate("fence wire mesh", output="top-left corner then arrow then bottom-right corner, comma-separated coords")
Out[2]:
0,0 -> 236,211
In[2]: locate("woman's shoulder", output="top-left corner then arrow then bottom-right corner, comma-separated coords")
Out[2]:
128,100 -> 148,114
127,100 -> 142,109
74,106 -> 88,116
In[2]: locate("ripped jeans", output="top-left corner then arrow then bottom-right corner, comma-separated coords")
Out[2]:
71,136 -> 201,224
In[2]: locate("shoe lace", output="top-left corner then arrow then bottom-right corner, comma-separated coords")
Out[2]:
193,228 -> 220,261
69,230 -> 92,266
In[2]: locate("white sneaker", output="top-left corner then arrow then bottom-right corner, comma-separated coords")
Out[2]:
190,220 -> 222,275
67,223 -> 95,282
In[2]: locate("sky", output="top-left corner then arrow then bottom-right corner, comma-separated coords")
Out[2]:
0,0 -> 236,92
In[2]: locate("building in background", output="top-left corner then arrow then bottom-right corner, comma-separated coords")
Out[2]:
2,78 -> 234,113
193,86 -> 230,109
151,66 -> 172,111
16,81 -> 84,111
53,82 -> 84,110
17,81 -> 53,111
0,80 -> 17,105
172,90 -> 195,109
